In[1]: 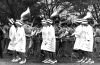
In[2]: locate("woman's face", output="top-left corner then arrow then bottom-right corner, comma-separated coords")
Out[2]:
24,21 -> 28,24
81,23 -> 88,26
15,23 -> 22,27
42,23 -> 48,26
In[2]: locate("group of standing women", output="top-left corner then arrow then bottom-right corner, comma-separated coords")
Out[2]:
0,6 -> 97,65
7,17 -> 57,64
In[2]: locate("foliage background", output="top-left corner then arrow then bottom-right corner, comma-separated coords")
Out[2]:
0,0 -> 100,25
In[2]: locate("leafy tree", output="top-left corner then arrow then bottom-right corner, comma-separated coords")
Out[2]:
0,0 -> 100,25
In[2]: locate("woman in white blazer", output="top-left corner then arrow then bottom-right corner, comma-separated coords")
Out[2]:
8,20 -> 26,64
73,19 -> 94,64
41,19 -> 57,64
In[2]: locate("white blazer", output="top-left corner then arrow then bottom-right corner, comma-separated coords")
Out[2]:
41,25 -> 56,52
73,25 -> 94,52
8,26 -> 26,53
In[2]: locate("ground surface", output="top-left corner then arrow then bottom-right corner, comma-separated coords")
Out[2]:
0,53 -> 100,65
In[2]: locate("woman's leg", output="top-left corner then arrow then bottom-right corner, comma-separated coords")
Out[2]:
76,50 -> 86,62
82,51 -> 87,58
0,43 -> 2,58
19,52 -> 26,60
86,51 -> 94,61
84,51 -> 94,63
0,45 -> 3,58
12,51 -> 17,59
43,50 -> 50,60
48,52 -> 57,64
42,50 -> 52,63
11,51 -> 21,62
50,52 -> 56,61
18,52 -> 26,64
3,38 -> 10,54
76,50 -> 84,60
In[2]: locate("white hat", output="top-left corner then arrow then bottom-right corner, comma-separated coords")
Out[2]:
50,11 -> 58,18
21,7 -> 30,21
81,19 -> 88,24
8,18 -> 14,24
15,20 -> 23,25
76,19 -> 87,23
47,19 -> 53,24
41,19 -> 47,24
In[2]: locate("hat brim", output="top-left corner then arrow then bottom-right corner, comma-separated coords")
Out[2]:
76,19 -> 87,23
41,19 -> 47,24
15,21 -> 23,25
8,18 -> 14,24
42,21 -> 47,24
47,19 -> 53,24
81,22 -> 88,24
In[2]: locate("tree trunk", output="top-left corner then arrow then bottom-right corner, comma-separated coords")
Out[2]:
93,4 -> 99,23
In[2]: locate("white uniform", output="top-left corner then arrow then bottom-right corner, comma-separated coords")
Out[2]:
8,26 -> 26,53
73,25 -> 94,52
8,25 -> 16,51
41,25 -> 56,52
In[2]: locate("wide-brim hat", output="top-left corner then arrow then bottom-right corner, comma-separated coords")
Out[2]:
41,19 -> 47,24
50,11 -> 58,18
8,18 -> 14,24
21,7 -> 30,21
46,19 -> 53,24
15,20 -> 23,26
75,19 -> 86,23
81,19 -> 88,24
75,19 -> 88,24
